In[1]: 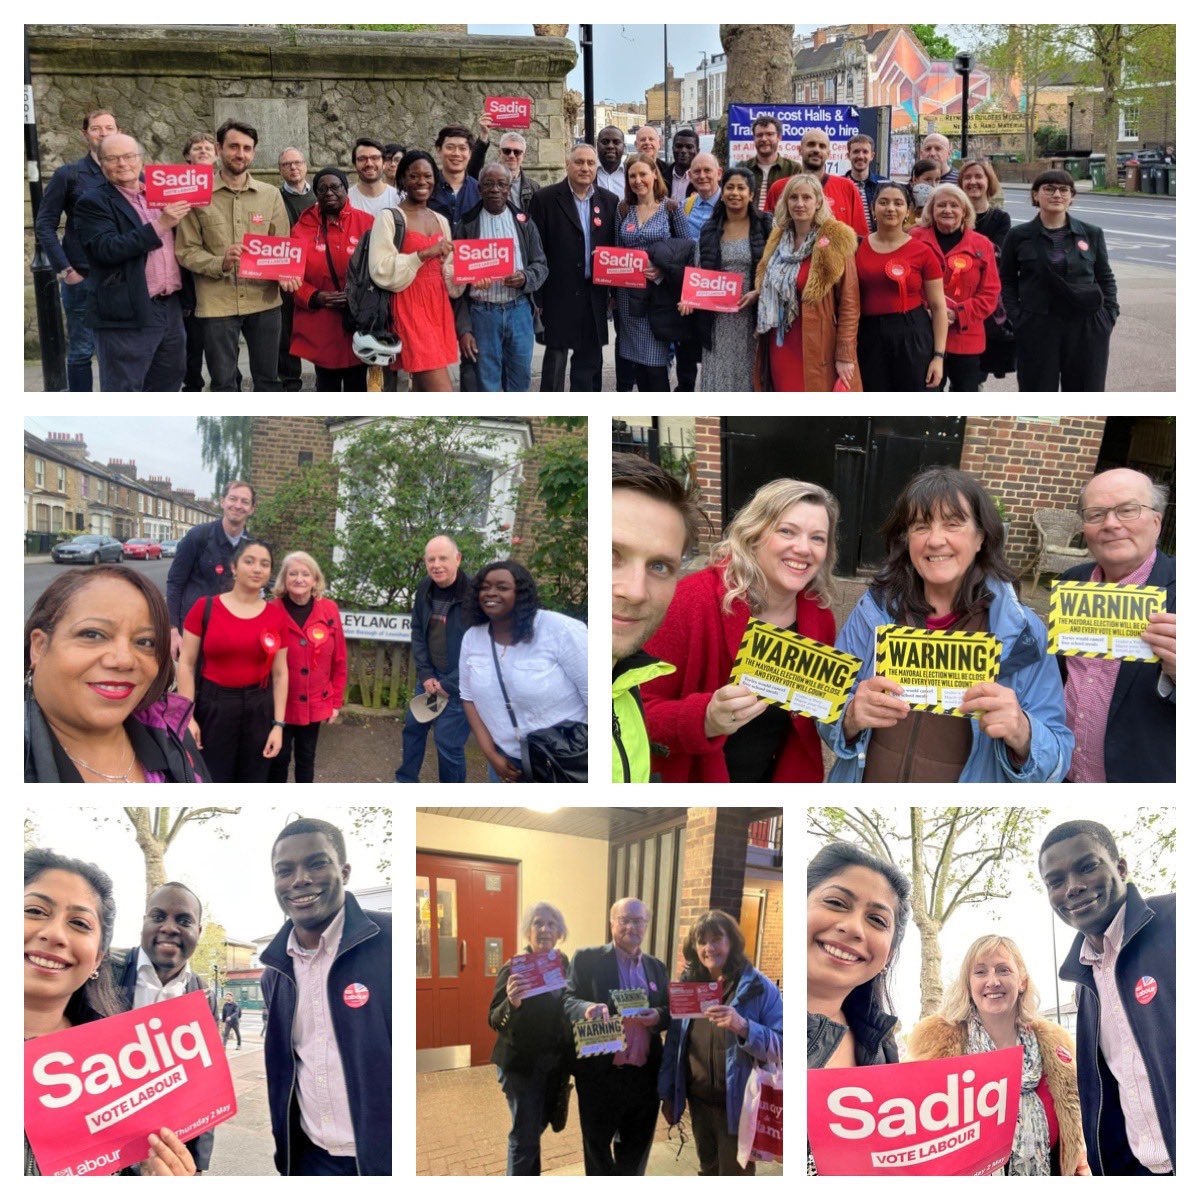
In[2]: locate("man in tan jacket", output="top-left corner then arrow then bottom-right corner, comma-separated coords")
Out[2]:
175,119 -> 294,390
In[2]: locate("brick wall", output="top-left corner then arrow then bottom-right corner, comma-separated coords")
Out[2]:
693,417 -> 724,555
511,416 -> 587,590
749,884 -> 783,985
674,808 -> 749,971
959,417 -> 1106,576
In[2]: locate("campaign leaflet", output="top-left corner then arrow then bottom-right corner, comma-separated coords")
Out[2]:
143,164 -> 212,207
24,990 -> 236,1178
484,96 -> 532,129
680,266 -> 744,313
573,1016 -> 627,1058
807,1047 -> 1022,1176
610,987 -> 652,1016
237,234 -> 306,281
508,950 -> 565,1000
730,619 -> 862,723
592,246 -> 649,288
668,980 -> 722,1019
452,237 -> 515,284
874,625 -> 1001,717
1047,581 -> 1166,662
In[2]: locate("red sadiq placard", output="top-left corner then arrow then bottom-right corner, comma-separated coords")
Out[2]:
807,1047 -> 1022,1176
453,238 -> 515,284
24,990 -> 236,1177
681,266 -> 744,313
485,96 -> 532,129
238,234 -> 305,281
143,164 -> 213,207
509,950 -> 566,1000
592,246 -> 649,288
668,981 -> 723,1018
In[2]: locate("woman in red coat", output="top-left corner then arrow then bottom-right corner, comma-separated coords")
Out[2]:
910,183 -> 1000,392
641,478 -> 839,783
289,166 -> 375,391
267,551 -> 348,783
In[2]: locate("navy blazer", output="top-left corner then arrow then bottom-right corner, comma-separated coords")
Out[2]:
1058,551 -> 1175,782
73,180 -> 168,329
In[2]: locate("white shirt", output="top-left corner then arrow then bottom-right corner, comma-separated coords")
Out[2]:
459,610 -> 588,757
133,946 -> 194,1009
596,164 -> 625,199
348,184 -> 401,216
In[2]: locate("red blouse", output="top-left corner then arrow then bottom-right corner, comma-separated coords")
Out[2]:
856,236 -> 944,315
184,595 -> 286,688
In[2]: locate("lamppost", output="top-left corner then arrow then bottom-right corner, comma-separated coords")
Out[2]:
954,51 -> 975,165
700,50 -> 709,132
581,25 -> 595,146
662,25 -> 672,148
1068,100 -> 1075,152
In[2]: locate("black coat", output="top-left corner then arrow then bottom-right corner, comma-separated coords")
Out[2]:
643,235 -> 698,344
488,947 -> 572,1073
526,179 -> 617,350
1058,551 -> 1175,782
73,181 -> 169,329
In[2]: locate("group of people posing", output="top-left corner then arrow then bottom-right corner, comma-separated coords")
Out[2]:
24,817 -> 392,1175
808,819 -> 1175,1176
488,899 -> 781,1175
612,453 -> 1175,783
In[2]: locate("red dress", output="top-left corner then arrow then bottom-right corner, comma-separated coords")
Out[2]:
767,258 -> 813,391
391,227 -> 458,373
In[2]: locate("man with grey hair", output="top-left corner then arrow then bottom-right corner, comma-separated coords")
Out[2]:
564,896 -> 669,1174
470,112 -> 541,210
921,131 -> 959,184
277,147 -> 316,392
1058,467 -> 1175,782
633,124 -> 671,191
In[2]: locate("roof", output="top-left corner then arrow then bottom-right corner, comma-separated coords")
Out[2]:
794,28 -> 892,73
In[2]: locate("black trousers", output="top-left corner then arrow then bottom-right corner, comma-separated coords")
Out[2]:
267,721 -> 322,783
183,309 -> 207,391
858,308 -> 933,391
674,338 -> 702,391
576,1062 -> 659,1175
614,327 -> 636,391
689,1095 -> 754,1176
541,334 -> 604,391
938,351 -> 983,392
622,360 -> 670,392
195,677 -> 274,783
222,1016 -> 241,1047
202,309 -> 283,391
278,293 -> 304,391
314,364 -> 367,391
1015,309 -> 1112,391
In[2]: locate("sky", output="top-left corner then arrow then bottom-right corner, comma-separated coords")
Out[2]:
24,805 -> 391,949
805,805 -> 1175,1031
25,416 -> 214,496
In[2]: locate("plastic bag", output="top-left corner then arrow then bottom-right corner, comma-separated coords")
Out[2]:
737,1061 -> 783,1167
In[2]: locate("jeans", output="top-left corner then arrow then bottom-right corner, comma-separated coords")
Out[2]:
394,685 -> 469,782
201,308 -> 282,390
94,293 -> 186,391
470,299 -> 534,391
59,277 -> 95,390
496,1053 -> 561,1175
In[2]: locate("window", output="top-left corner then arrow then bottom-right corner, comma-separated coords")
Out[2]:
138,494 -> 143,513
34,458 -> 44,488
1119,102 -> 1140,141
56,465 -> 66,492
35,503 -> 50,533
299,451 -> 313,466
81,475 -> 89,498
461,463 -> 494,529
608,820 -> 685,962
51,508 -> 64,533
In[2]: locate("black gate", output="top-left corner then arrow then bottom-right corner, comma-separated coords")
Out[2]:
722,417 -> 966,573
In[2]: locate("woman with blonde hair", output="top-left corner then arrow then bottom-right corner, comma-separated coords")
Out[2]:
641,478 -> 839,783
266,550 -> 347,783
753,173 -> 861,391
906,934 -> 1088,1176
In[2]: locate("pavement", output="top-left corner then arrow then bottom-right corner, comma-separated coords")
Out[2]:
204,1025 -> 276,1177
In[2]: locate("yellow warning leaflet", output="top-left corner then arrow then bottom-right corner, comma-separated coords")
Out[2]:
573,1016 -> 627,1057
875,624 -> 1001,718
611,988 -> 652,1016
1047,582 -> 1164,662
729,619 -> 862,724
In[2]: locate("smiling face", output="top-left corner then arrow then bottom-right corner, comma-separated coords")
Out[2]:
1080,468 -> 1162,580
499,136 -> 526,172
439,136 -> 471,173
689,154 -> 720,197
754,500 -> 829,602
221,484 -> 254,530
627,160 -> 654,198
635,127 -> 660,157
526,908 -> 562,951
933,193 -> 967,233
479,165 -> 511,213
722,172 -> 751,213
959,164 -> 989,202
697,929 -> 730,977
612,487 -> 686,664
403,158 -> 436,204
610,898 -> 650,955
141,885 -> 202,979
1040,834 -> 1128,942
284,559 -> 316,604
921,137 -> 949,170
478,567 -> 517,623
801,130 -> 831,172
873,185 -> 910,229
969,947 -> 1024,1023
1034,180 -> 1074,216
907,495 -> 983,598
567,146 -> 597,189
848,139 -> 873,175
787,182 -> 819,230
272,832 -> 350,937
424,536 -> 461,587
188,140 -> 217,166
98,133 -> 142,189
28,576 -> 159,736
597,127 -> 626,172
315,174 -> 347,217
219,128 -> 256,178
354,144 -> 383,183
673,134 -> 698,171
233,544 -> 272,592
25,869 -> 105,1010
383,151 -> 402,185
753,122 -> 780,159
807,866 -> 898,1004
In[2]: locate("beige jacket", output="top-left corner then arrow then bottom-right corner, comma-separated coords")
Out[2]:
174,172 -> 289,317
367,207 -> 463,298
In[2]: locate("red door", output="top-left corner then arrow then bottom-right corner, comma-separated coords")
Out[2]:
416,852 -> 519,1065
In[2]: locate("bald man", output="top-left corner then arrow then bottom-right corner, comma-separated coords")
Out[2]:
1059,468 -> 1175,782
395,535 -> 473,782
921,132 -> 959,184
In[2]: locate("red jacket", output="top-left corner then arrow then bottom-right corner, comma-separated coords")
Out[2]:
288,203 -> 374,369
270,596 -> 348,725
910,226 -> 1000,354
766,172 -> 869,236
640,563 -> 835,782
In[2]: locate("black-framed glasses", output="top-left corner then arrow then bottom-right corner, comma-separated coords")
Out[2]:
500,147 -> 523,156
1039,185 -> 1073,196
1080,501 -> 1159,526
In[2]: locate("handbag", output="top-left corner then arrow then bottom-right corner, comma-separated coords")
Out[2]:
737,1061 -> 783,1168
322,233 -> 358,334
488,631 -> 588,782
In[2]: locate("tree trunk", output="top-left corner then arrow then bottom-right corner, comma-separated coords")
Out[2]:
717,24 -> 795,166
917,920 -> 945,1017
907,808 -> 945,1018
126,808 -> 168,898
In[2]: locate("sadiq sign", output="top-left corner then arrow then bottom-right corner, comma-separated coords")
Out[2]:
238,234 -> 306,281
808,1047 -> 1022,1176
24,990 -> 236,1177
874,625 -> 1001,717
1047,581 -> 1166,661
730,619 -> 862,723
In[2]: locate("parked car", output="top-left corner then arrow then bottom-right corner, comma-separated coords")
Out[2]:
160,539 -> 181,558
51,534 -> 124,564
122,537 -> 163,560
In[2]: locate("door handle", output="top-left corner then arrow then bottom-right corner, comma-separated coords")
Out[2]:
835,443 -> 866,454
460,939 -> 467,970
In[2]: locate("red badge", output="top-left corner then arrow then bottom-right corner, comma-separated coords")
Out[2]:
260,630 -> 278,654
593,217 -> 602,227
1077,240 -> 1089,252
625,222 -> 636,233
885,259 -> 906,280
315,242 -> 326,253
516,211 -> 527,223
949,254 -> 970,273
251,212 -> 265,225
343,982 -> 370,1008
1134,975 -> 1158,1004
1055,1045 -> 1073,1064
214,564 -> 224,575
349,236 -> 359,245
310,624 -> 328,642
817,236 -> 830,247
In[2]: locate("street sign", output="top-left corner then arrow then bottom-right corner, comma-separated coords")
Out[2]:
341,611 -> 412,642
928,113 -> 1027,136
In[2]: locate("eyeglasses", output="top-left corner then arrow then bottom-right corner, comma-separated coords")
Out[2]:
102,153 -> 140,164
1039,185 -> 1073,196
279,160 -> 305,169
1080,501 -> 1159,526
615,917 -> 648,927
500,147 -> 523,157
356,154 -> 383,164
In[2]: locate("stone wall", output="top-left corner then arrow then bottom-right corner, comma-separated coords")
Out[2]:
25,24 -> 576,354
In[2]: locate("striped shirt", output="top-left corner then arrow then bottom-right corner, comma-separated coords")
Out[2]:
470,207 -> 524,305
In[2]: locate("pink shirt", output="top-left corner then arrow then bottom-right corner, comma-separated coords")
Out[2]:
116,183 -> 182,299
611,945 -> 652,1067
1064,550 -> 1157,782
1078,902 -> 1172,1173
286,904 -> 356,1159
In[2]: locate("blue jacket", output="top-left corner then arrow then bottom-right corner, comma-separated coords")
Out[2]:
659,965 -> 782,1135
1057,885 -> 1175,1175
165,519 -> 249,632
821,577 -> 1073,782
430,170 -> 481,227
1058,551 -> 1175,782
259,894 -> 392,1175
412,570 -> 472,698
72,181 -> 170,330
34,151 -> 107,273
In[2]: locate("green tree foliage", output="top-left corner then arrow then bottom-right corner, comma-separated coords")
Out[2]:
252,459 -> 340,583
911,24 -> 959,61
349,806 -> 392,882
196,417 -> 253,500
523,417 -> 587,618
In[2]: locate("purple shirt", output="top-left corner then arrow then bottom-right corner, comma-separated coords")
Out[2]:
612,944 -> 651,1066
116,183 -> 182,299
